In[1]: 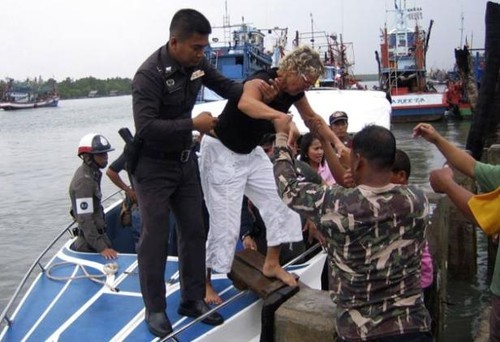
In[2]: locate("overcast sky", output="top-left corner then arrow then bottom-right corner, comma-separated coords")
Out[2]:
0,0 -> 492,81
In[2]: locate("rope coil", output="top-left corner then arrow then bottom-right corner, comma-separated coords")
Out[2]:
46,262 -> 119,292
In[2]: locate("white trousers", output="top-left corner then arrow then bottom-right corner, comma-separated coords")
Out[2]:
199,135 -> 303,273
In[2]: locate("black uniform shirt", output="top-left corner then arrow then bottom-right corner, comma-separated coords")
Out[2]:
215,68 -> 304,154
132,44 -> 243,153
108,152 -> 126,173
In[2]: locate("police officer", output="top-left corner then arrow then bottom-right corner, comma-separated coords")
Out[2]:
69,133 -> 118,260
132,9 -> 271,337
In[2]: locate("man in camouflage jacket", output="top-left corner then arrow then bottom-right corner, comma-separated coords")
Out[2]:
273,121 -> 432,341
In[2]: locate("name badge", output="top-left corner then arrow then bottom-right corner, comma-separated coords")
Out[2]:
190,69 -> 205,81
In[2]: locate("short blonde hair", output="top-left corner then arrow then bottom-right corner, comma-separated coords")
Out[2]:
278,46 -> 325,79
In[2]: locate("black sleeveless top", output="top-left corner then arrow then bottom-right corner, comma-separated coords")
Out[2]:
214,68 -> 304,154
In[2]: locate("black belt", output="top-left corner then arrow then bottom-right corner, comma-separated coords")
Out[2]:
142,148 -> 192,163
73,227 -> 106,237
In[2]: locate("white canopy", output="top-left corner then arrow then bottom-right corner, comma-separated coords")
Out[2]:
193,88 -> 391,134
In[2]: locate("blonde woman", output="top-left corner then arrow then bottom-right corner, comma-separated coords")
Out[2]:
200,46 -> 345,304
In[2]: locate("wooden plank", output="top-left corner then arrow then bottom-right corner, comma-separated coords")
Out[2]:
228,250 -> 298,299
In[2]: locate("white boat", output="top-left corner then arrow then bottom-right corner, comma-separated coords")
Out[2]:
194,88 -> 392,133
0,191 -> 327,341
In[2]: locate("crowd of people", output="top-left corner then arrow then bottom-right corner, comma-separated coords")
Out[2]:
67,8 -> 499,342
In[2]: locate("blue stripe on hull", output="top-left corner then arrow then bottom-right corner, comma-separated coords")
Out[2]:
391,107 -> 446,123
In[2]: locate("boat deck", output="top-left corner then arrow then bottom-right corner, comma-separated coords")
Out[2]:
0,243 -> 262,341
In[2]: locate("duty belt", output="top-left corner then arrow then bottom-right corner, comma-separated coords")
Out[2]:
141,148 -> 191,163
73,227 -> 106,237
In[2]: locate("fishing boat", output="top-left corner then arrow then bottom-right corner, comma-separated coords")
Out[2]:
199,8 -> 287,102
293,15 -> 361,90
0,79 -> 59,110
0,191 -> 327,341
376,1 -> 447,123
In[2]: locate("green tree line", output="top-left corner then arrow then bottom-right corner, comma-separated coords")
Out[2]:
57,77 -> 132,99
1,77 -> 132,100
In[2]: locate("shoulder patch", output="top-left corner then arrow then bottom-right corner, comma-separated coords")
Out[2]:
76,197 -> 94,214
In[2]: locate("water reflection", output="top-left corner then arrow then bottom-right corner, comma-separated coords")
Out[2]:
391,120 -> 471,191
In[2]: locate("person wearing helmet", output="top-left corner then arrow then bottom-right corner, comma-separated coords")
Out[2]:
69,133 -> 118,260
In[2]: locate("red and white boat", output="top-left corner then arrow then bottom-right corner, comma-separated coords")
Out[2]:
377,0 -> 447,123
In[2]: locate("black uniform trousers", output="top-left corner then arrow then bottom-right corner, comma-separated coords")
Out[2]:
134,154 -> 206,313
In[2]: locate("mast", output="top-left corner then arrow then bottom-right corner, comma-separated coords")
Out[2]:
459,12 -> 464,48
223,0 -> 231,45
309,13 -> 315,49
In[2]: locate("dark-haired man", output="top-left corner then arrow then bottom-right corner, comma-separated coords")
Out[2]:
273,121 -> 432,341
132,8 -> 277,337
329,111 -> 352,147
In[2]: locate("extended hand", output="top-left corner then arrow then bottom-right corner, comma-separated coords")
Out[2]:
193,112 -> 218,134
413,123 -> 440,143
258,78 -> 280,103
273,113 -> 292,134
125,188 -> 137,203
429,166 -> 454,193
100,248 -> 118,260
303,219 -> 325,246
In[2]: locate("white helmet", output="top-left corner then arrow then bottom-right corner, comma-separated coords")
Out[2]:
77,133 -> 114,156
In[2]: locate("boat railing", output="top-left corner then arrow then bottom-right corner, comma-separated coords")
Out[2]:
0,190 -> 124,328
160,243 -> 323,342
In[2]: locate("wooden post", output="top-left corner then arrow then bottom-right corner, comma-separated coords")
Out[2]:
445,165 -> 477,280
426,192 -> 449,340
486,145 -> 500,270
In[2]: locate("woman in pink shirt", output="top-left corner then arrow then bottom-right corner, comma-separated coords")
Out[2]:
299,132 -> 336,185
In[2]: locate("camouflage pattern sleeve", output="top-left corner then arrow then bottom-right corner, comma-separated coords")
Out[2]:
273,143 -> 328,219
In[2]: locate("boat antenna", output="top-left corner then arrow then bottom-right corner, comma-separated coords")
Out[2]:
459,11 -> 464,48
309,13 -> 315,49
223,0 -> 230,45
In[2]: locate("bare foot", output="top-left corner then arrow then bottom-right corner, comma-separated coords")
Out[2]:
262,263 -> 298,287
205,281 -> 223,305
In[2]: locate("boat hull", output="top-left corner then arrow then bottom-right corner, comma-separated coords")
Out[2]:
0,96 -> 59,110
390,93 -> 446,123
